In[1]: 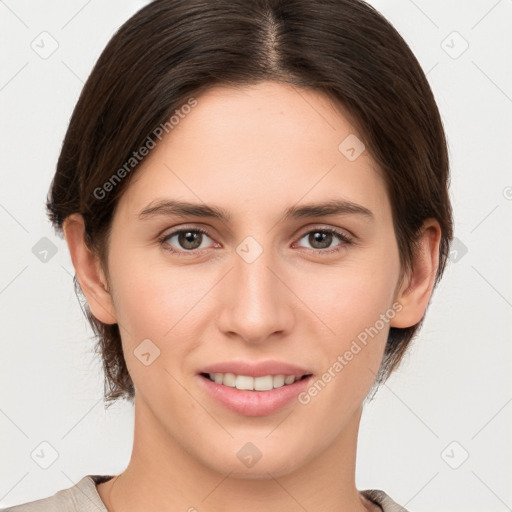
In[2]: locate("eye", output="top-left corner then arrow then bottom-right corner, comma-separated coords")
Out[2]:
158,226 -> 353,256
295,228 -> 352,253
158,227 -> 215,254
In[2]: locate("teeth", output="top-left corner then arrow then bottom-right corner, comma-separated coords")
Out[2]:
223,373 -> 236,387
254,375 -> 273,391
235,375 -> 253,390
273,375 -> 285,388
208,373 -> 301,390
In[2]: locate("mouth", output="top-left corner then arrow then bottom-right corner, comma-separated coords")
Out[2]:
197,368 -> 314,417
200,372 -> 312,391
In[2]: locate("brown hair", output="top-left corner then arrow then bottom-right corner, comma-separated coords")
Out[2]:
47,0 -> 453,407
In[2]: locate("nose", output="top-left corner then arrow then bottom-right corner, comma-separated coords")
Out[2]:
216,241 -> 295,345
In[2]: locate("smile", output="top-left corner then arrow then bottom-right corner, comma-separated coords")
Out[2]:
198,372 -> 314,417
202,372 -> 309,391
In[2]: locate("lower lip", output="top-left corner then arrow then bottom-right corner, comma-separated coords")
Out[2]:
198,374 -> 313,417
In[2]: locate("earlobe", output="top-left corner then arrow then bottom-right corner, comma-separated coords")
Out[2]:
390,219 -> 442,329
62,213 -> 117,325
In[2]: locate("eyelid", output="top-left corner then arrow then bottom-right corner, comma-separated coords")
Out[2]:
295,224 -> 354,242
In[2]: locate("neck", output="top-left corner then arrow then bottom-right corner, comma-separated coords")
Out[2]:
98,396 -> 375,512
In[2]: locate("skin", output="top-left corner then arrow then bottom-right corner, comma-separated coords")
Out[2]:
63,81 -> 441,512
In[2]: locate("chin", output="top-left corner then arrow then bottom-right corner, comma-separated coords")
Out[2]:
197,440 -> 311,480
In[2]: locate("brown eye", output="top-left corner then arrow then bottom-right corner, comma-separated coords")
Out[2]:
296,229 -> 352,253
160,228 -> 214,253
308,231 -> 333,249
176,231 -> 204,250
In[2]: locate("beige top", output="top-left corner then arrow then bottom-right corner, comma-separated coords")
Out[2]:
1,475 -> 409,512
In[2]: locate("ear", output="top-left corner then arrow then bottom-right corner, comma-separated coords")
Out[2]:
391,219 -> 442,328
62,213 -> 117,325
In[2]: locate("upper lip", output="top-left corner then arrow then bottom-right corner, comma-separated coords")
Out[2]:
199,360 -> 312,378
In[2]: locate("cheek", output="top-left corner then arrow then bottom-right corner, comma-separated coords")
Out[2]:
108,244 -> 174,325
293,294 -> 392,448
107,253 -> 214,367
294,251 -> 399,402
300,251 -> 399,338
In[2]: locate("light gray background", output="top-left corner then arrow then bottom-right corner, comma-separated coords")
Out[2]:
1,1 -> 511,510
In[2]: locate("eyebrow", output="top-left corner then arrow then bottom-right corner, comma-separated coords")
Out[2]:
138,198 -> 374,222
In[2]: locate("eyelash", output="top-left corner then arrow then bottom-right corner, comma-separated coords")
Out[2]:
157,226 -> 353,256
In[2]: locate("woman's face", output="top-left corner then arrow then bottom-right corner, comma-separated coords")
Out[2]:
103,81 -> 403,477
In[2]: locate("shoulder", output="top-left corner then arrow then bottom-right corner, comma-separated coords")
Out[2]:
0,475 -> 113,512
360,489 -> 410,512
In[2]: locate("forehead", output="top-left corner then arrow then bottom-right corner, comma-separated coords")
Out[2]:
116,81 -> 390,225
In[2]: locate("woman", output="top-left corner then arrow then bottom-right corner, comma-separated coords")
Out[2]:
3,0 -> 452,510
